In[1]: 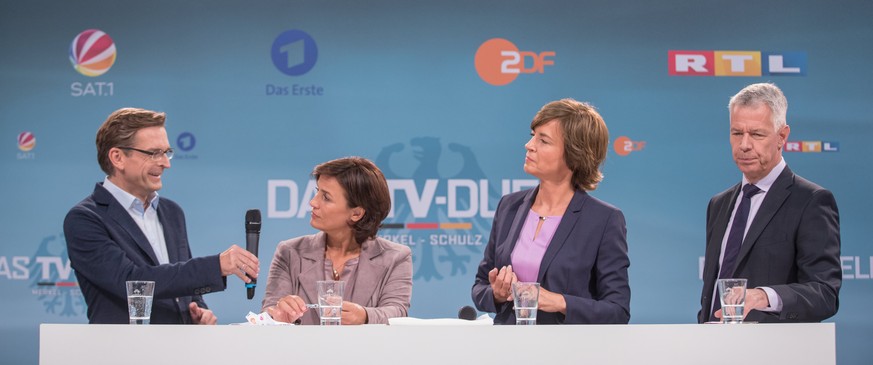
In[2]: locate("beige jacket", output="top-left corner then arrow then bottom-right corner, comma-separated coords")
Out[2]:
262,232 -> 412,324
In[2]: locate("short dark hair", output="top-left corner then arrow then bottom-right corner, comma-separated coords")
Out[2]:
96,108 -> 166,176
313,157 -> 391,244
531,98 -> 609,191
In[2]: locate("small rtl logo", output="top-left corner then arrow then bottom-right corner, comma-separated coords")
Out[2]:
784,141 -> 839,153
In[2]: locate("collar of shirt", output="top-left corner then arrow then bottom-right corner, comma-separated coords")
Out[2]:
102,177 -> 160,216
741,157 -> 786,194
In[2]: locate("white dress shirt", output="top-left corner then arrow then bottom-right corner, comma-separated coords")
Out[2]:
102,177 -> 170,264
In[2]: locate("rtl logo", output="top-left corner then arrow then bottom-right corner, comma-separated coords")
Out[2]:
668,50 -> 806,76
784,141 -> 839,153
475,38 -> 555,86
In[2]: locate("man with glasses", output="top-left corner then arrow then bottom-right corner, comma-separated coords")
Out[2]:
64,107 -> 260,324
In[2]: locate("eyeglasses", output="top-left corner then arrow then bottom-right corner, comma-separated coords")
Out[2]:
117,146 -> 174,161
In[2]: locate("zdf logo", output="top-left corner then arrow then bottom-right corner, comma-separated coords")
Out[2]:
613,136 -> 645,156
474,38 -> 555,86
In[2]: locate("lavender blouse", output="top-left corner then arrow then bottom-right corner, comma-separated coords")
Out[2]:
511,209 -> 562,282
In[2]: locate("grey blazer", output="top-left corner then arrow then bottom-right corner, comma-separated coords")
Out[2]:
262,232 -> 412,324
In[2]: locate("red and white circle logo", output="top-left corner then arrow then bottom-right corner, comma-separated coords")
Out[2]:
69,29 -> 117,77
18,132 -> 36,151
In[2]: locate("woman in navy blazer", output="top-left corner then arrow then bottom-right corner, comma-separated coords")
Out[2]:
472,99 -> 630,324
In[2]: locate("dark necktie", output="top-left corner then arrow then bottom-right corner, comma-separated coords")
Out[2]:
711,184 -> 761,320
719,184 -> 762,279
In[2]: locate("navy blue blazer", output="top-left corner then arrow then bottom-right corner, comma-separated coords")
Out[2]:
64,183 -> 226,324
472,187 -> 631,324
698,166 -> 841,323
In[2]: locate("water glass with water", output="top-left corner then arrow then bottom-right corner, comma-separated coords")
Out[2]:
512,282 -> 539,325
316,280 -> 344,326
126,280 -> 155,325
717,278 -> 747,324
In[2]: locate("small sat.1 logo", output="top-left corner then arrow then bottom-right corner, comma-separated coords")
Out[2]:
17,132 -> 36,160
18,132 -> 35,151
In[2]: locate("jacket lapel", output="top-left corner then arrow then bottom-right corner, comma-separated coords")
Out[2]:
536,190 -> 587,282
350,239 -> 388,306
297,232 -> 325,305
497,188 -> 537,267
711,184 -> 741,257
702,184 -> 740,312
157,206 -> 179,263
733,167 -> 794,275
95,184 -> 159,265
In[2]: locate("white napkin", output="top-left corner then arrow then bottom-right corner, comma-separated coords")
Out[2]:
244,311 -> 293,325
388,314 -> 493,326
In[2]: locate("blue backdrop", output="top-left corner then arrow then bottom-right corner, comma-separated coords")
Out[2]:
2,1 -> 871,364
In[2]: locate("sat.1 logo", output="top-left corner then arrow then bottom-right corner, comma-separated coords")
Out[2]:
69,29 -> 116,97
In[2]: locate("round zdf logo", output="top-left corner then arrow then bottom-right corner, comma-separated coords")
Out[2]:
69,29 -> 117,77
271,30 -> 318,76
613,136 -> 646,156
474,38 -> 555,86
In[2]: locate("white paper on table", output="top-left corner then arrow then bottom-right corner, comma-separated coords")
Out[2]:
388,314 -> 493,326
241,311 -> 293,325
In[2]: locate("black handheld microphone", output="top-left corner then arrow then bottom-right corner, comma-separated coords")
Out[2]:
245,209 -> 261,300
458,305 -> 478,320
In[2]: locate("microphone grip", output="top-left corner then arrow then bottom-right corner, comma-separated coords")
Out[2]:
245,232 -> 260,257
245,232 -> 259,300
247,283 -> 256,300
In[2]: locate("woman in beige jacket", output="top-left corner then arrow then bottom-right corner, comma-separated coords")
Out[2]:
262,157 -> 412,325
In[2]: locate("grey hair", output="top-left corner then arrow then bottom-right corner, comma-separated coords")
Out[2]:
728,83 -> 788,132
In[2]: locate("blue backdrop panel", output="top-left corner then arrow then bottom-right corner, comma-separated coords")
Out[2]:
1,1 -> 871,364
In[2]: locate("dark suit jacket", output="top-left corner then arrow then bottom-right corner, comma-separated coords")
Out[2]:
64,183 -> 226,324
472,187 -> 631,324
261,232 -> 412,325
698,166 -> 841,323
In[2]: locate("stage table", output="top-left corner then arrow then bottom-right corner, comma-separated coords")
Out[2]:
40,322 -> 835,365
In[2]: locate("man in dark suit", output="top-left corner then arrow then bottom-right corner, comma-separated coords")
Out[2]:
64,107 -> 259,324
699,83 -> 841,323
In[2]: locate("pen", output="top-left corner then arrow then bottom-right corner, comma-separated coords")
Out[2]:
275,302 -> 318,309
